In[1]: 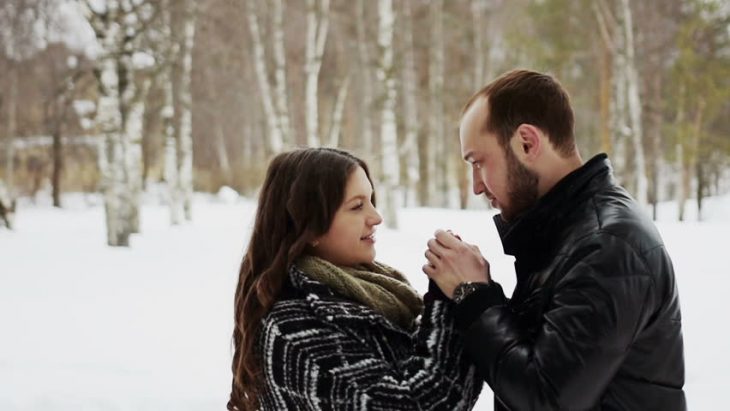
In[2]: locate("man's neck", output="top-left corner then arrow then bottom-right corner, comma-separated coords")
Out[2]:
537,152 -> 583,198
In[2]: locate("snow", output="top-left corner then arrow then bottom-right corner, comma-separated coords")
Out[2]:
50,1 -> 97,56
132,51 -> 155,69
1,192 -> 728,410
73,100 -> 97,117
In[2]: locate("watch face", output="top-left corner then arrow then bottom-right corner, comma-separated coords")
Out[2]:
454,282 -> 487,303
454,283 -> 474,303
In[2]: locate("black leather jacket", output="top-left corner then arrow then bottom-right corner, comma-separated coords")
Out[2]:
454,154 -> 686,410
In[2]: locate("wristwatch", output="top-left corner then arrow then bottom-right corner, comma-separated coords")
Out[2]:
452,281 -> 489,304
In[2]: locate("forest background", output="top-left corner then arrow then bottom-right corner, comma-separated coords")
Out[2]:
0,0 -> 728,242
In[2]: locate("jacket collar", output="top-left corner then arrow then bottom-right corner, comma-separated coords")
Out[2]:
493,153 -> 613,268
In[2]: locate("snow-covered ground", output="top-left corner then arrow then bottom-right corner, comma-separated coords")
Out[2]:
1,191 -> 728,410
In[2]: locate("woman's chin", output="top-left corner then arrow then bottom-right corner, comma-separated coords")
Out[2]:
356,253 -> 376,266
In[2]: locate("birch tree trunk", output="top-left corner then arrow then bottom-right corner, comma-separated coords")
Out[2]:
377,0 -> 399,228
676,144 -> 686,221
140,74 -> 158,191
326,74 -> 350,147
593,1 -> 615,156
696,159 -> 705,222
472,0 -> 487,88
599,35 -> 613,155
215,123 -> 232,185
121,74 -> 146,233
167,0 -> 197,223
304,0 -> 331,147
691,99 -> 705,221
52,127 -> 63,207
356,0 -> 374,156
466,0 -> 488,209
245,0 -> 283,154
648,74 -> 663,220
612,14 -> 629,186
4,64 -> 17,195
177,0 -> 196,221
400,0 -> 419,207
162,6 -> 182,225
620,0 -> 648,208
159,0 -> 181,224
595,0 -> 631,186
429,0 -> 445,207
164,115 -> 181,225
50,71 -> 79,208
93,10 -> 128,246
272,0 -> 291,147
117,9 -> 147,234
674,87 -> 688,222
84,0 -> 151,246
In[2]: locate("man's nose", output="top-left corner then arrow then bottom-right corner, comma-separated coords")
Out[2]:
472,170 -> 486,195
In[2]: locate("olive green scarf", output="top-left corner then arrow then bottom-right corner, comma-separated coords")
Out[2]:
296,255 -> 423,330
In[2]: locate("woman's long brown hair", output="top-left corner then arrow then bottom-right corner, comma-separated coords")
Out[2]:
227,148 -> 374,410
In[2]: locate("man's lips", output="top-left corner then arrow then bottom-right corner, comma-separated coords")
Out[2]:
486,195 -> 497,208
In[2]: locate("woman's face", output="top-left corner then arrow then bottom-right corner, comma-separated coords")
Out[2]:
312,166 -> 382,267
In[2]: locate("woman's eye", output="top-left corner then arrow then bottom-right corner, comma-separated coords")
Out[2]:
352,203 -> 364,210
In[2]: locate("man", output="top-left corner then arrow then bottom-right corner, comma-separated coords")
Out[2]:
423,70 -> 685,410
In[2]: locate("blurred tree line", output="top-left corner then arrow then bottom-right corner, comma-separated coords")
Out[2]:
0,0 -> 728,244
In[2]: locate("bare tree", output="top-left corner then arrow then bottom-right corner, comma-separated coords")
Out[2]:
304,0 -> 331,147
466,0 -> 488,209
4,64 -> 18,193
0,0 -> 47,199
376,0 -> 399,228
620,0 -> 648,207
272,0 -> 291,148
44,55 -> 89,207
428,0 -> 445,207
245,0 -> 284,154
399,0 -> 419,207
594,0 -> 648,208
169,0 -> 197,222
633,0 -> 683,220
355,0 -> 375,156
82,0 -> 158,246
326,74 -> 350,147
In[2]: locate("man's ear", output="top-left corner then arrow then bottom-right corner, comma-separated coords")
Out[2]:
511,124 -> 543,163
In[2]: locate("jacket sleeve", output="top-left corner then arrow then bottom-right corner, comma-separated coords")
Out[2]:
261,299 -> 482,411
459,235 -> 653,410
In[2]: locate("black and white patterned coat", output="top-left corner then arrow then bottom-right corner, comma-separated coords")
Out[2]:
257,265 -> 483,410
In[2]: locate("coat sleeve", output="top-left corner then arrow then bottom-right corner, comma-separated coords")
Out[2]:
260,299 -> 482,411
461,235 -> 653,410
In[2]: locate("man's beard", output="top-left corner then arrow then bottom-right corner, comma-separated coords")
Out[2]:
501,146 -> 539,222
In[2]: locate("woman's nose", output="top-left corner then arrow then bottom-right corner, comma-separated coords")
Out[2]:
369,207 -> 383,226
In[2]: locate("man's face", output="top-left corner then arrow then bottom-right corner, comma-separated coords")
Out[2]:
460,97 -> 539,222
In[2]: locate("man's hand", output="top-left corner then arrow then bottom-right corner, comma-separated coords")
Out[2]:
422,229 -> 491,298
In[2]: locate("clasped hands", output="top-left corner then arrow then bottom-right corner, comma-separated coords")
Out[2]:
422,229 -> 491,299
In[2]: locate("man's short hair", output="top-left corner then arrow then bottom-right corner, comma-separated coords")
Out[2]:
462,69 -> 576,156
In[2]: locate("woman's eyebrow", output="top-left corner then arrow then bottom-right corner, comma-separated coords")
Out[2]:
345,194 -> 369,203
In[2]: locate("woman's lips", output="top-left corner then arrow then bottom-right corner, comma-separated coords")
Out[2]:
361,234 -> 376,243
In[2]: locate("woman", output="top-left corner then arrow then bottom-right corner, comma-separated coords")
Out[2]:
228,148 -> 481,410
